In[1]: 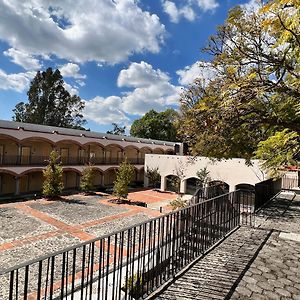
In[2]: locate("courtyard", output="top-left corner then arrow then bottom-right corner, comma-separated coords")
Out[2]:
0,189 -> 177,272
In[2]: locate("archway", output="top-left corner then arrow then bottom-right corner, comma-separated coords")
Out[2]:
236,183 -> 255,207
104,168 -> 118,186
63,170 -> 81,190
185,177 -> 202,195
0,172 -> 16,195
208,180 -> 230,198
166,175 -> 180,193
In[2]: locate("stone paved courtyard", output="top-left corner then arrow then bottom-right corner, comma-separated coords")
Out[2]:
0,189 -> 177,271
152,191 -> 300,300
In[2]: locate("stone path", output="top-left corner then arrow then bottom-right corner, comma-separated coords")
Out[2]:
0,190 -> 176,271
151,192 -> 300,300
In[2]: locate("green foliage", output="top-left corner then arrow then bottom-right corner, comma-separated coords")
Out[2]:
113,160 -> 135,199
255,130 -> 300,178
179,1 -> 300,175
170,196 -> 187,210
196,167 -> 211,186
12,67 -> 86,129
145,167 -> 161,188
167,176 -> 180,193
80,164 -> 95,193
130,109 -> 178,141
106,123 -> 126,135
122,274 -> 143,299
42,151 -> 64,198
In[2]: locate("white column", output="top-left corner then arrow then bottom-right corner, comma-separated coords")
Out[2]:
160,176 -> 166,191
180,179 -> 186,194
144,173 -> 149,188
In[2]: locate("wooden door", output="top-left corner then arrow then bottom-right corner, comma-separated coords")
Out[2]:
60,148 -> 69,164
0,145 -> 3,164
21,147 -> 31,165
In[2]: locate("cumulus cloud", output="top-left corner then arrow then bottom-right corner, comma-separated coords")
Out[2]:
0,0 -> 165,64
63,82 -> 79,96
162,0 -> 219,23
59,63 -> 86,79
3,48 -> 41,70
177,61 -> 216,86
84,96 -> 130,125
162,1 -> 196,23
117,61 -> 170,88
84,61 -> 181,125
0,69 -> 35,92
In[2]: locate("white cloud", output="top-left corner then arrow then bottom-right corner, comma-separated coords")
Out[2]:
177,61 -> 216,86
59,63 -> 86,79
3,48 -> 41,70
162,1 -> 196,23
84,96 -> 130,125
63,82 -> 78,96
84,61 -> 182,125
0,0 -> 165,64
162,0 -> 218,23
0,69 -> 35,92
195,0 -> 219,12
118,61 -> 170,88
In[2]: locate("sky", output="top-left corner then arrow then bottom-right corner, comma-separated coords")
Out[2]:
0,0 -> 255,133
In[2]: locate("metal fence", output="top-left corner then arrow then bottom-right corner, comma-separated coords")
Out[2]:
0,190 -> 254,300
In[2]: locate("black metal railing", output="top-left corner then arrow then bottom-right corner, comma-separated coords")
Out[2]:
0,156 -> 144,167
0,190 -> 253,300
281,175 -> 300,190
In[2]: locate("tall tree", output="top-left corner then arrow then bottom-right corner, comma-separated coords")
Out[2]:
179,0 -> 300,177
130,109 -> 178,141
106,123 -> 126,135
12,68 -> 86,129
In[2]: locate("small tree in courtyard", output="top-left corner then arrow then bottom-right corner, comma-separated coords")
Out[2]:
113,160 -> 135,200
80,164 -> 95,194
146,167 -> 161,188
43,150 -> 64,198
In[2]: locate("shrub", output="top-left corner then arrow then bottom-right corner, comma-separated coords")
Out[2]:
113,159 -> 135,200
170,195 -> 187,210
42,151 -> 64,198
80,163 -> 94,193
145,166 -> 161,188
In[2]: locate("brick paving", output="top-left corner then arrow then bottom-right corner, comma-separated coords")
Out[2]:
0,189 -> 175,271
152,192 -> 300,300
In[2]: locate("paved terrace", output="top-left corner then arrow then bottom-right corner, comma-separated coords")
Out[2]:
0,189 -> 176,271
151,191 -> 300,300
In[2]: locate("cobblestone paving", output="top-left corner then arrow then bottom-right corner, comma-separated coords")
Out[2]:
153,192 -> 300,300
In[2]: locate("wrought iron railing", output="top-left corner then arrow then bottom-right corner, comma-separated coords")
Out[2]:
0,156 -> 144,167
0,190 -> 254,300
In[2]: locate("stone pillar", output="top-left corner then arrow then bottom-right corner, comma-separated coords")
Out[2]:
229,184 -> 235,192
160,176 -> 166,191
144,172 -> 149,188
15,177 -> 20,195
180,179 -> 186,194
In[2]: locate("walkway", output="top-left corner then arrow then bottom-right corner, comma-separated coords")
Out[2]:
151,191 -> 300,300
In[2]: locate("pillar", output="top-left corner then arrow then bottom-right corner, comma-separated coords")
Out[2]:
160,176 -> 167,191
180,179 -> 186,194
15,177 -> 20,195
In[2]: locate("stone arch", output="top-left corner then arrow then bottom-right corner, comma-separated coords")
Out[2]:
185,177 -> 202,195
0,171 -> 16,195
103,167 -> 118,186
63,169 -> 81,190
19,170 -> 43,194
165,174 -> 180,193
208,180 -> 230,197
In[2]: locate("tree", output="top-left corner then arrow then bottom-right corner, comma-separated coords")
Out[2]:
113,160 -> 135,200
145,167 -> 161,188
43,151 -> 64,198
106,123 -> 126,135
80,164 -> 95,193
196,167 -> 211,187
179,0 -> 300,176
12,68 -> 86,129
130,109 -> 178,141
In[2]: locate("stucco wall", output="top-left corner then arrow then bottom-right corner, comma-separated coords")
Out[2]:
144,155 -> 267,193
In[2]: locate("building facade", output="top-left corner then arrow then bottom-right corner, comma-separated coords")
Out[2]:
144,154 -> 268,194
0,120 -> 176,197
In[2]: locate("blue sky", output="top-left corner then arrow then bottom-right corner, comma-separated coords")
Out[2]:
0,0 -> 253,133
